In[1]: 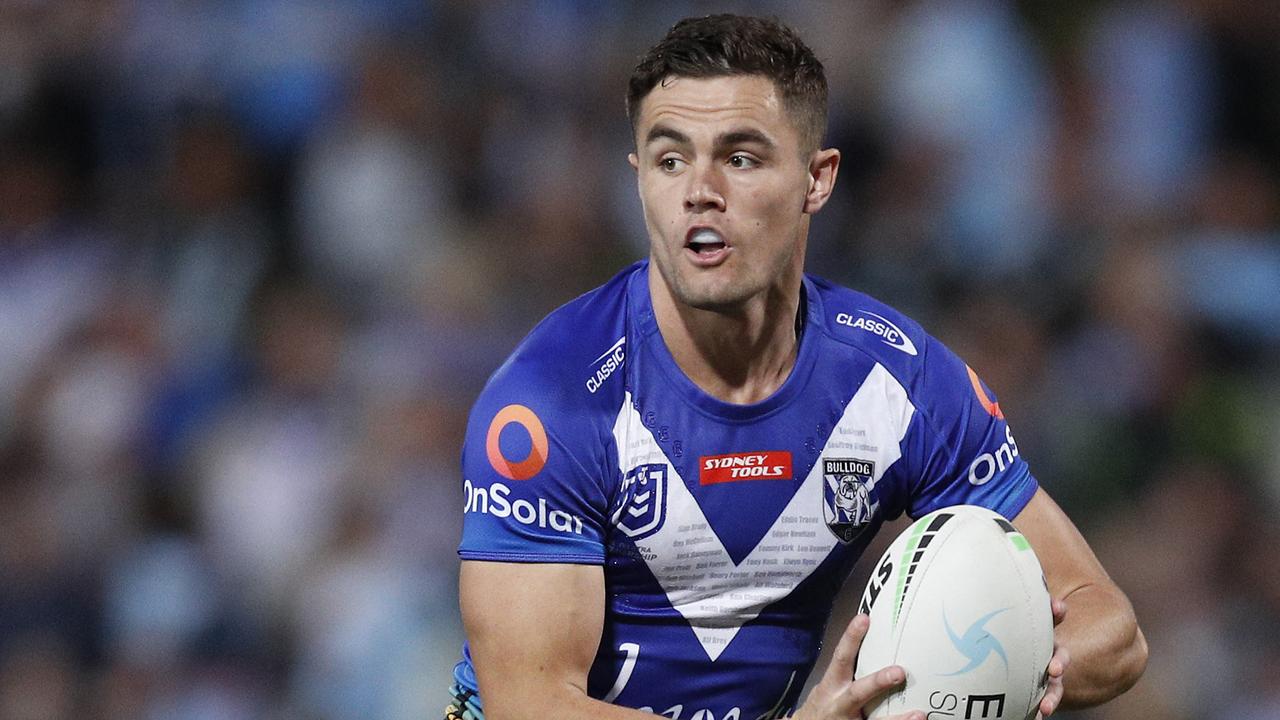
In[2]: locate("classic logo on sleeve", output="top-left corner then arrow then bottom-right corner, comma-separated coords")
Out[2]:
485,404 -> 548,480
835,310 -> 918,356
586,336 -> 626,394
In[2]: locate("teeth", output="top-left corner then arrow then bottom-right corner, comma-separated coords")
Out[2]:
689,229 -> 724,246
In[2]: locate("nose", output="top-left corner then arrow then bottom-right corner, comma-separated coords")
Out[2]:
683,163 -> 726,213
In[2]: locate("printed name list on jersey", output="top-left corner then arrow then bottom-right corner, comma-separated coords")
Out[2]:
605,362 -> 908,662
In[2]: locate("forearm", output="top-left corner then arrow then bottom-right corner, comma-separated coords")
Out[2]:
481,684 -> 661,720
1011,489 -> 1148,710
1055,582 -> 1148,709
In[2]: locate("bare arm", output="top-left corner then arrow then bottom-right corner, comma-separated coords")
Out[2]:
1013,488 -> 1148,709
463,560 -> 919,720
460,560 -> 657,720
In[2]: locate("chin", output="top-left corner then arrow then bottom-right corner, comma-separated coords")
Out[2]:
673,282 -> 756,313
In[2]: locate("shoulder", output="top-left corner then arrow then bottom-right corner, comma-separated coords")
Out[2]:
456,267 -> 644,563
808,274 -> 980,417
468,263 -> 638,447
489,264 -> 635,397
811,276 -> 1037,518
808,275 -> 931,380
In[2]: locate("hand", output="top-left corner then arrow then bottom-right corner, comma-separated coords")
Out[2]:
791,614 -> 924,720
1036,598 -> 1071,719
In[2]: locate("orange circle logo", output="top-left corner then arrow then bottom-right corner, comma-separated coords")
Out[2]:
485,404 -> 549,480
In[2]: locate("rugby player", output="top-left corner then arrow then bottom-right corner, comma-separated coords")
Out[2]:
451,14 -> 1147,720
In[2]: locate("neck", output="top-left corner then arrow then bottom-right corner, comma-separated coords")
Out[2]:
649,268 -> 803,405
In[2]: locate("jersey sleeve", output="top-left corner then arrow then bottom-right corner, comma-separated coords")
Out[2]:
457,359 -> 611,565
899,333 -> 1039,521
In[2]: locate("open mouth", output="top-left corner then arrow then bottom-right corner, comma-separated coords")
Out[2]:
686,228 -> 728,257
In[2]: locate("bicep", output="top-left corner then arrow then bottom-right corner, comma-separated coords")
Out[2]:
460,560 -> 605,717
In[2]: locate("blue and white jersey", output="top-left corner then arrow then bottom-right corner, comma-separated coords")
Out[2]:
454,261 -> 1036,720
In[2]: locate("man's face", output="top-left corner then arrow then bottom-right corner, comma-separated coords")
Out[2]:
630,74 -> 826,313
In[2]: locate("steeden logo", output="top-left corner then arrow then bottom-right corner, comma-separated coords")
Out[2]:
485,404 -> 548,480
941,607 -> 1010,676
699,451 -> 793,484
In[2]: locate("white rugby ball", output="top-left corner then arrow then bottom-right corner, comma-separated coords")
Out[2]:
854,505 -> 1053,720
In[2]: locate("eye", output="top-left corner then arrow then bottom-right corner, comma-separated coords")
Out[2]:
728,154 -> 759,169
656,156 -> 690,173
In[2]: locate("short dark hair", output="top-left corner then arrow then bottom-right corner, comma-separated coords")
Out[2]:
627,14 -> 828,151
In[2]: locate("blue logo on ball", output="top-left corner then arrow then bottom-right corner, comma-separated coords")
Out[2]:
941,607 -> 1010,676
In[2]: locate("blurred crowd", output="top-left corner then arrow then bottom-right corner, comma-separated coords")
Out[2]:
0,1 -> 1277,719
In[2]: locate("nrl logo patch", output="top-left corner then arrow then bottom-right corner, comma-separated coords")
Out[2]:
823,458 -> 876,543
612,463 -> 667,540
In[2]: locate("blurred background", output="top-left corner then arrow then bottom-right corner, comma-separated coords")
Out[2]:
1,1 -> 1277,718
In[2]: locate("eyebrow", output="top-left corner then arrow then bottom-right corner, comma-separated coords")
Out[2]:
717,129 -> 775,151
645,124 -> 690,146
643,124 -> 777,152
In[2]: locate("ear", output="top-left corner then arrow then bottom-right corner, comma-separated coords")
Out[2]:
802,148 -> 840,214
628,152 -> 640,172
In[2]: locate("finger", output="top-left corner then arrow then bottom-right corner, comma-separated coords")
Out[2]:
1048,644 -> 1071,678
1040,682 -> 1064,717
1051,597 -> 1067,625
824,614 -> 870,684
834,664 -> 907,717
1037,643 -> 1069,717
884,712 -> 925,720
1039,679 -> 1062,717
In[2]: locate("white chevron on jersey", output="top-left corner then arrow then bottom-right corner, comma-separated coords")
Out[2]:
611,364 -> 915,661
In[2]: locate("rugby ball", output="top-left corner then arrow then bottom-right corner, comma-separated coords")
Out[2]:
854,505 -> 1052,720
